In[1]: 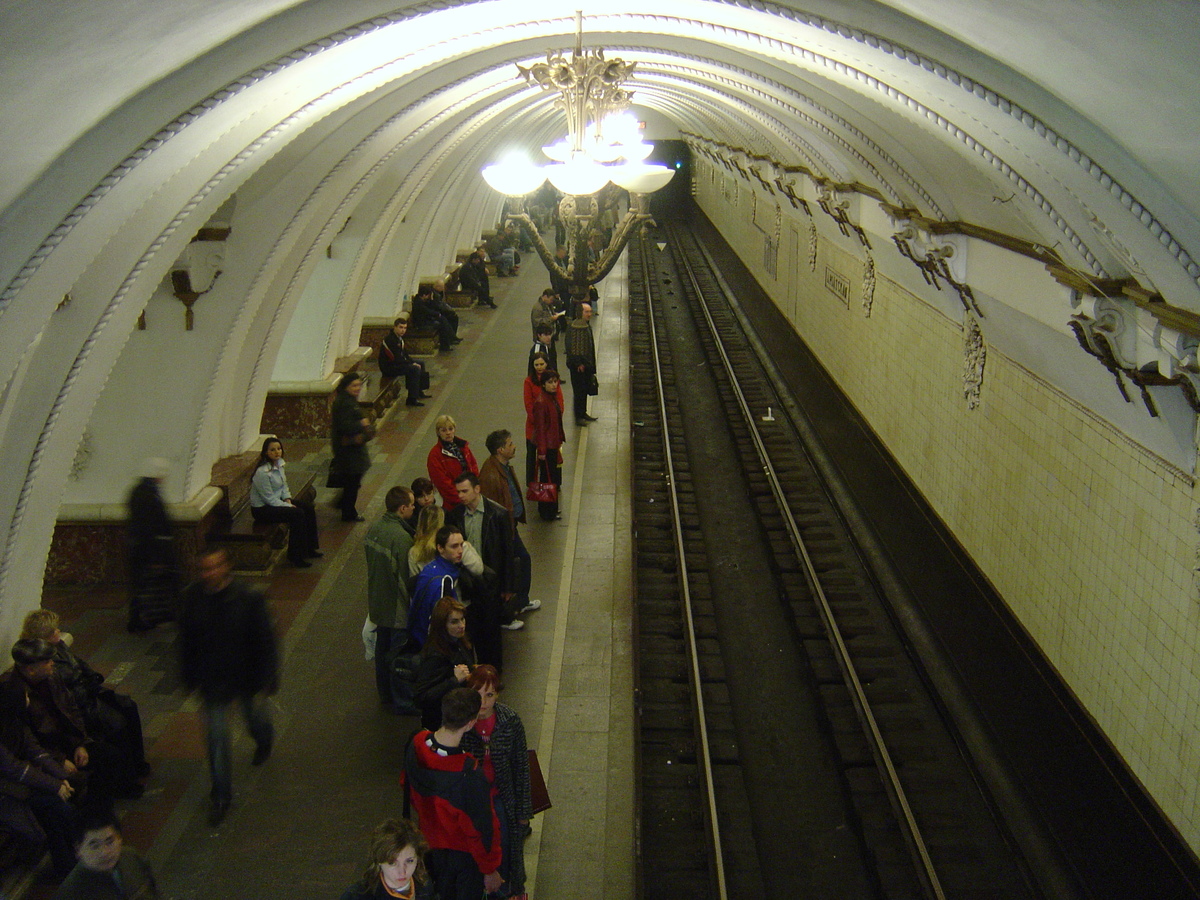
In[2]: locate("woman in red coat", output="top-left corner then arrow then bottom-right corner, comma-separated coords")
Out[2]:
529,370 -> 566,521
426,415 -> 478,509
523,353 -> 564,487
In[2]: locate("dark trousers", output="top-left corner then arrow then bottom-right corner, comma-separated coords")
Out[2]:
374,625 -> 398,703
27,791 -> 80,876
88,688 -> 146,769
382,362 -> 428,401
251,500 -> 319,562
427,848 -> 485,900
339,473 -> 363,520
512,528 -> 532,608
205,694 -> 273,804
569,368 -> 591,419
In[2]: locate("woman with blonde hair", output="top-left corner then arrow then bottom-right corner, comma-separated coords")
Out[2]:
408,505 -> 484,579
425,415 -> 478,510
341,818 -> 433,900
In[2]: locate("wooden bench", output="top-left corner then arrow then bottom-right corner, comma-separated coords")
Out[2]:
356,363 -> 401,418
206,451 -> 317,573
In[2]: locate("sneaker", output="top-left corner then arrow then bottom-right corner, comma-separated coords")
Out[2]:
520,599 -> 542,614
500,619 -> 525,631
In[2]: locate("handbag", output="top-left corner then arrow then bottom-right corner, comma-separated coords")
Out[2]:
526,459 -> 557,504
588,373 -> 599,396
528,748 -> 552,814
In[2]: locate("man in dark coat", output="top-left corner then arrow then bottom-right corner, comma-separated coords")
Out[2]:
378,315 -> 430,407
447,472 -> 518,671
478,430 -> 539,621
459,250 -> 495,309
410,285 -> 459,351
565,301 -> 599,425
178,548 -> 278,826
53,807 -> 159,900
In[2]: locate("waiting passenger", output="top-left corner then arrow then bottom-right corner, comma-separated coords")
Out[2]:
0,728 -> 77,877
523,354 -> 563,489
528,321 -> 558,377
402,688 -> 502,899
341,818 -> 434,900
479,428 -> 539,622
410,285 -> 458,351
20,610 -> 148,784
529,370 -> 566,521
459,250 -> 496,309
426,415 -> 479,510
330,372 -> 374,523
407,477 -> 438,531
364,486 -> 417,712
378,315 -> 431,408
250,437 -> 321,568
0,639 -> 143,802
413,597 -> 476,731
409,526 -> 466,649
461,665 -> 532,900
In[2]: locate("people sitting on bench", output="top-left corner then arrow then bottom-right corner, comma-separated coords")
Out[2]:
379,316 -> 431,408
249,438 -> 322,568
411,285 -> 459,352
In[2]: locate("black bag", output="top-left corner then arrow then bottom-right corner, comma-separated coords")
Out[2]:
326,460 -> 344,489
389,640 -> 421,716
588,374 -> 599,396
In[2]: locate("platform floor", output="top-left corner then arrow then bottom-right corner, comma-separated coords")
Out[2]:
38,252 -> 635,899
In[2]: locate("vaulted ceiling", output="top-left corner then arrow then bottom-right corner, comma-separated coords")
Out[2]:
0,0 -> 1196,636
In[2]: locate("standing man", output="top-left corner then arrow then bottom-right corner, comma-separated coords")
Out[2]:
364,486 -> 417,712
528,322 -> 558,377
403,688 -> 502,900
378,315 -> 431,408
530,289 -> 564,341
178,548 -> 278,826
479,429 -> 539,622
409,526 -> 466,649
447,472 -> 519,670
565,301 -> 599,426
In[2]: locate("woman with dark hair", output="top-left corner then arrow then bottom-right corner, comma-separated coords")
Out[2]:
461,664 -> 532,900
529,369 -> 566,521
523,354 -> 564,486
425,415 -> 478,509
330,372 -> 373,522
341,818 -> 434,900
249,437 -> 320,567
413,597 -> 476,730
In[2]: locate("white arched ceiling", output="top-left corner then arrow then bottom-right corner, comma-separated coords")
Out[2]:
0,0 -> 1197,642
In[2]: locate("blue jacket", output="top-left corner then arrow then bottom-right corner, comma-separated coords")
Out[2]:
409,556 -> 460,647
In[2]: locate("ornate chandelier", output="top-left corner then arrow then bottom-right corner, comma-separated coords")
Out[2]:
481,12 -> 675,300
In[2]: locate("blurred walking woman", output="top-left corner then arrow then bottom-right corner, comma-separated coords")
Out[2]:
529,369 -> 565,521
250,438 -> 320,567
331,372 -> 373,522
341,818 -> 433,900
461,665 -> 532,899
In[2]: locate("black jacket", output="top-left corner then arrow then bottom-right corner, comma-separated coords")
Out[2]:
446,497 -> 515,594
179,580 -> 278,702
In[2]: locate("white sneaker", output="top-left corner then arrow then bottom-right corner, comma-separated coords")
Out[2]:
501,619 -> 525,631
520,599 -> 542,614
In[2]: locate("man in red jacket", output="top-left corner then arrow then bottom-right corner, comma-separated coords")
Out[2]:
403,688 -> 503,899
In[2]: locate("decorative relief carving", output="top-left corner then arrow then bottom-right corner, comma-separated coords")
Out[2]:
963,314 -> 985,409
861,253 -> 876,317
69,428 -> 93,482
808,222 -> 818,273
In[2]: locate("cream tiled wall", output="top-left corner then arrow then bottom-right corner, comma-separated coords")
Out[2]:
697,177 -> 1200,851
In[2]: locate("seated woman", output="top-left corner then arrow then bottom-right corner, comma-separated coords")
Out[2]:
20,610 -> 147,780
461,665 -> 532,900
413,598 -> 476,731
250,437 -> 321,567
341,818 -> 434,900
426,415 -> 478,510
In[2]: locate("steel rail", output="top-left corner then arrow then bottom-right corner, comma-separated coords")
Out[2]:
666,223 -> 947,900
637,233 -> 729,900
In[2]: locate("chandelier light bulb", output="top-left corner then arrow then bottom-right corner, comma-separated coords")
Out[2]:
481,156 -> 547,196
544,156 -> 612,195
610,162 -> 675,194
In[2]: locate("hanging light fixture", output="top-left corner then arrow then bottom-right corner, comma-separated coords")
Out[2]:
480,11 -> 675,301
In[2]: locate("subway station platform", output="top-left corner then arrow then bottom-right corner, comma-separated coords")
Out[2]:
36,254 -> 635,899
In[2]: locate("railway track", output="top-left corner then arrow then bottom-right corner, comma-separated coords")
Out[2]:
630,221 -> 1044,900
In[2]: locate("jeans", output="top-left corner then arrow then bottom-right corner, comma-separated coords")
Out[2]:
205,694 -> 273,804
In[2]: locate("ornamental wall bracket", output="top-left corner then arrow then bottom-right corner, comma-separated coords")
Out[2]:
817,186 -> 871,249
891,222 -> 982,318
1069,293 -> 1200,416
168,234 -> 227,330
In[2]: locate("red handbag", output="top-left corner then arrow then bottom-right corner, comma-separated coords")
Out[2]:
526,459 -> 558,503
